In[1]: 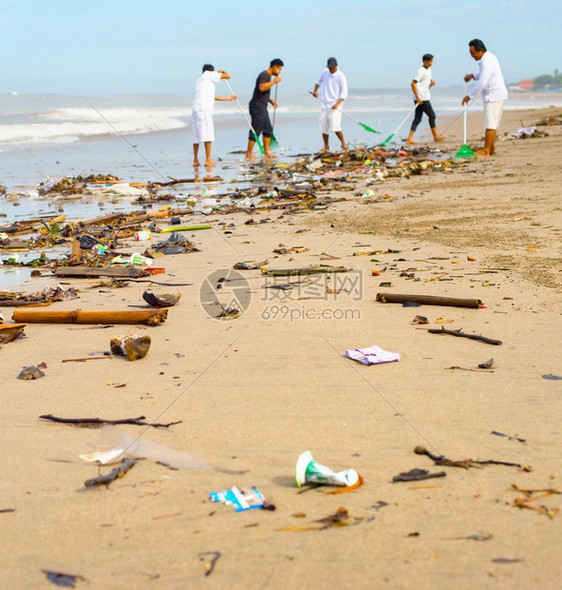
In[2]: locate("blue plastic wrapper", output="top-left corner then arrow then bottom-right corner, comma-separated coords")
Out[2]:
209,486 -> 265,512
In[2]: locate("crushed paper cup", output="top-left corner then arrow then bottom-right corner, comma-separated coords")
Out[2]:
345,345 -> 400,365
295,451 -> 359,488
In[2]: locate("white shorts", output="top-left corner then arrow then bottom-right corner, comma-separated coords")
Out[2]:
319,109 -> 342,134
483,100 -> 505,130
192,110 -> 214,143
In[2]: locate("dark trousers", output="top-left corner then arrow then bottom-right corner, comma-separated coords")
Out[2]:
410,100 -> 436,131
248,103 -> 273,140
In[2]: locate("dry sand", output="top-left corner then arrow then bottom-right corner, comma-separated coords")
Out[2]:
1,106 -> 561,589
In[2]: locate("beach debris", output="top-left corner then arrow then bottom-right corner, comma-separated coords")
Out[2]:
209,486 -> 274,512
42,568 -> 87,587
542,374 -> 562,380
134,230 -> 151,241
233,260 -> 267,270
428,326 -> 502,345
277,508 -> 365,532
61,356 -> 111,363
414,445 -> 522,470
39,414 -> 181,429
509,127 -> 548,139
448,533 -> 493,542
84,457 -> 140,487
491,430 -> 526,443
199,552 -> 221,577
478,358 -> 494,369
18,365 -> 45,380
146,232 -> 198,256
159,224 -> 212,233
412,315 -> 428,325
392,468 -> 446,482
0,285 -> 79,307
262,265 -> 349,277
12,309 -> 167,325
54,266 -> 147,279
79,425 -> 211,470
491,558 -> 524,564
510,484 -> 560,518
0,323 -> 27,345
38,173 -> 121,195
345,345 -> 400,365
296,451 -> 363,489
110,334 -> 151,360
377,292 -> 483,308
142,290 -> 181,308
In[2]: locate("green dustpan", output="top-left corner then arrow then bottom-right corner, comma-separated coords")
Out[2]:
455,144 -> 476,158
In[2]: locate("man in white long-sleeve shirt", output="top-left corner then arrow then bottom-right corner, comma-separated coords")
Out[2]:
312,57 -> 348,153
462,39 -> 508,156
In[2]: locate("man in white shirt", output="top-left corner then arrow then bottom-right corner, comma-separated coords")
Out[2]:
462,39 -> 508,156
406,54 -> 446,144
312,57 -> 348,153
192,64 -> 236,167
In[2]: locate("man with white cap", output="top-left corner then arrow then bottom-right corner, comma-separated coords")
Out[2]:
312,57 -> 348,153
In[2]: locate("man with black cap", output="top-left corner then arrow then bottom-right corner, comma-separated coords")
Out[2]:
312,57 -> 348,153
245,58 -> 284,160
406,54 -> 445,144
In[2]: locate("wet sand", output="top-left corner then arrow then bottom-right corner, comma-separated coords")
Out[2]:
1,106 -> 561,589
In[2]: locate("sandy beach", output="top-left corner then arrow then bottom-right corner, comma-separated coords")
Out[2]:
1,106 -> 561,589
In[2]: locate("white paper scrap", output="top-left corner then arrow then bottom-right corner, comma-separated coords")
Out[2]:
345,345 -> 400,365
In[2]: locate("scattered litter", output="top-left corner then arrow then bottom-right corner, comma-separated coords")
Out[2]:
79,426 -> 211,470
39,413 -> 181,429
142,290 -> 181,308
478,358 -> 494,369
296,451 -> 363,489
18,365 -> 45,380
13,309 -> 168,325
42,569 -> 87,587
377,292 -> 483,308
345,345 -> 400,365
542,374 -> 562,380
491,430 -> 525,443
84,457 -> 140,487
414,445 -> 523,470
412,315 -> 428,325
392,468 -> 446,482
209,486 -> 274,512
110,334 -> 151,361
199,552 -> 221,577
491,558 -> 524,564
428,326 -> 502,346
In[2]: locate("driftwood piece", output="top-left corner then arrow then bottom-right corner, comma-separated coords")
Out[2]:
414,445 -> 521,469
84,458 -> 139,487
39,414 -> 182,428
12,309 -> 167,325
54,266 -> 146,279
151,176 -> 222,186
376,292 -> 483,308
264,265 -> 349,277
428,326 -> 502,345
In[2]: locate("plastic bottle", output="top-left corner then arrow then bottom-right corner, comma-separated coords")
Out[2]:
134,230 -> 151,241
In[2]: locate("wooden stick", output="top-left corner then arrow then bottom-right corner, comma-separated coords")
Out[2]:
84,458 -> 139,487
54,266 -> 145,279
376,292 -> 483,308
12,309 -> 167,325
61,356 -> 112,363
428,326 -> 502,345
39,414 -> 182,428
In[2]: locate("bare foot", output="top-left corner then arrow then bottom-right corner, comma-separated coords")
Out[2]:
474,149 -> 491,157
264,152 -> 278,158
205,159 -> 216,166
317,148 -> 330,154
405,139 -> 419,144
435,135 -> 446,142
341,144 -> 349,152
245,153 -> 256,161
193,160 -> 200,166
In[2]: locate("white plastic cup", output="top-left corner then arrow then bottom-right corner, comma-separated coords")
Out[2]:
134,230 -> 151,241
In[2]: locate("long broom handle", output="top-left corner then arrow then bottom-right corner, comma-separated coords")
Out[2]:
392,103 -> 418,137
224,79 -> 263,148
463,82 -> 468,145
272,83 -> 278,130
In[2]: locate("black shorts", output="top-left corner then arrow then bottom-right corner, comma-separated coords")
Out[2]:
411,100 -> 436,131
248,103 -> 273,140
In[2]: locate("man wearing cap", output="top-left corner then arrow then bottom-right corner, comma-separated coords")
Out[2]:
245,58 -> 284,160
312,57 -> 348,153
462,39 -> 508,156
406,54 -> 446,144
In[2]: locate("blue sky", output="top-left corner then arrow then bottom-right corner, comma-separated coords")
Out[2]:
2,0 -> 560,95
